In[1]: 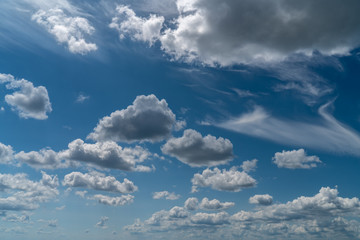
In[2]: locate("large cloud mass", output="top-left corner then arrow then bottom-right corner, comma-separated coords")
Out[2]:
88,94 -> 178,143
113,0 -> 360,65
162,129 -> 233,167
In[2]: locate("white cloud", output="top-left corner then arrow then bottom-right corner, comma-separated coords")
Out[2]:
217,102 -> 360,156
241,159 -> 258,172
15,148 -> 71,169
273,149 -> 322,169
191,212 -> 229,225
91,194 -> 134,206
96,216 -> 109,229
75,190 -> 87,198
63,171 -> 137,194
0,172 -> 59,212
0,73 -> 52,120
0,143 -> 14,165
153,191 -> 180,200
109,5 -> 164,45
249,194 -> 273,206
199,198 -> 234,211
161,129 -> 233,167
184,197 -> 198,211
60,139 -> 152,171
75,93 -> 89,103
112,0 -> 360,66
88,94 -> 179,143
32,8 -> 97,54
191,166 -> 256,192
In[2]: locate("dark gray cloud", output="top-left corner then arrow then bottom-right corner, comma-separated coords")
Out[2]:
62,171 -> 138,194
161,129 -> 233,167
0,73 -> 52,120
114,0 -> 360,65
88,94 -> 179,143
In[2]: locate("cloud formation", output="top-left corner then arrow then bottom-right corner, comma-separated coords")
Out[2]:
249,194 -> 273,206
0,143 -> 14,165
60,139 -> 152,171
113,0 -> 360,65
91,194 -> 134,206
0,73 -> 52,120
199,198 -> 234,211
273,149 -> 322,169
217,102 -> 360,156
63,171 -> 137,194
162,129 -> 233,167
88,94 -> 179,143
153,191 -> 180,200
15,148 -> 71,169
32,8 -> 97,54
191,167 -> 256,192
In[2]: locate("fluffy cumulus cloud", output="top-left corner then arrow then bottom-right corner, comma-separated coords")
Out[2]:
272,149 -> 322,169
184,197 -> 199,211
32,8 -> 97,54
153,191 -> 180,200
161,129 -> 233,167
0,172 -> 59,212
217,102 -> 360,157
191,166 -> 256,192
62,171 -> 137,194
112,0 -> 360,66
60,139 -> 152,172
0,143 -> 14,165
199,198 -> 234,211
249,194 -> 273,206
241,159 -> 258,172
15,148 -> 71,169
88,94 -> 179,143
91,194 -> 134,206
109,5 -> 164,45
126,187 -> 360,239
0,73 -> 52,120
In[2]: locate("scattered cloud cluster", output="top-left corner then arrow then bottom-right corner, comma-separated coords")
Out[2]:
153,191 -> 180,200
0,73 -> 52,120
91,194 -> 134,206
0,172 -> 59,212
162,129 -> 233,167
0,143 -> 14,165
112,1 -> 360,66
126,187 -> 360,239
191,166 -> 256,192
88,94 -> 179,143
273,149 -> 322,169
32,8 -> 97,54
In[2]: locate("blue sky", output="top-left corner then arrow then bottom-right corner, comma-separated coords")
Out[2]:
1,0 -> 360,239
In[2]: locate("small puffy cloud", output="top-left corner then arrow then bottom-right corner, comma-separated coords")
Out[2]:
249,194 -> 273,206
91,194 -> 134,206
63,171 -> 137,194
191,167 -> 256,192
241,159 -> 258,172
60,139 -> 151,171
0,142 -> 14,165
273,149 -> 322,169
0,73 -> 52,120
96,216 -> 109,229
32,8 -> 97,54
161,129 -> 233,167
88,94 -> 178,143
75,191 -> 87,198
2,213 -> 30,223
199,198 -> 235,211
190,212 -> 230,225
184,197 -> 198,211
153,191 -> 180,200
169,206 -> 189,218
109,5 -> 165,45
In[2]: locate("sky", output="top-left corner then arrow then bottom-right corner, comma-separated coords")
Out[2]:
1,0 -> 360,239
